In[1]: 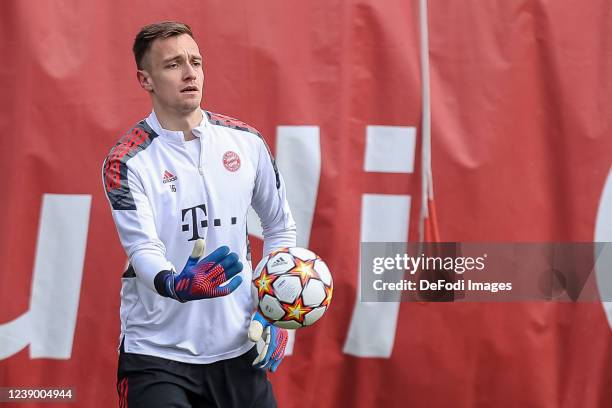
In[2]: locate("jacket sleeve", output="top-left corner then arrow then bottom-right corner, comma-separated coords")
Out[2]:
102,156 -> 174,291
251,138 -> 297,255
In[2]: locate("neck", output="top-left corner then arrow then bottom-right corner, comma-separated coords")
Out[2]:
153,104 -> 203,141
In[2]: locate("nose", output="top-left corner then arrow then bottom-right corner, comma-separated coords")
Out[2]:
183,63 -> 197,81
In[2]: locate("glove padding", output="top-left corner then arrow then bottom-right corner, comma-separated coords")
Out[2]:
160,239 -> 243,302
248,311 -> 288,372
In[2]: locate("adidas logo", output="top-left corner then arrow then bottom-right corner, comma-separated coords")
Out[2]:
162,170 -> 177,183
271,257 -> 288,267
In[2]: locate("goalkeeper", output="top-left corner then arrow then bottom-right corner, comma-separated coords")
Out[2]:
102,21 -> 296,408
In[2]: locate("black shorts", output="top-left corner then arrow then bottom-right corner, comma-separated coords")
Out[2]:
117,345 -> 277,408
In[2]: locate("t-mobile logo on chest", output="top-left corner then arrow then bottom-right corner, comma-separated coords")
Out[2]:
181,204 -> 238,241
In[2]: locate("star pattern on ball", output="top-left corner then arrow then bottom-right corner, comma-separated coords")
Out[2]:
254,267 -> 277,297
268,247 -> 289,257
322,285 -> 333,307
281,297 -> 313,324
290,258 -> 317,286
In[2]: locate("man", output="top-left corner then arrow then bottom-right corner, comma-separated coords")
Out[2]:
102,21 -> 296,407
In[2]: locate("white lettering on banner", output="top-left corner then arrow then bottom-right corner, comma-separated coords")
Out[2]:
364,126 -> 417,173
595,166 -> 612,329
0,194 -> 91,360
275,126 -> 321,249
343,194 -> 411,357
343,126 -> 416,357
247,126 -> 322,355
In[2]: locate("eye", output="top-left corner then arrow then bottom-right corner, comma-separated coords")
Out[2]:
193,60 -> 202,67
166,63 -> 179,69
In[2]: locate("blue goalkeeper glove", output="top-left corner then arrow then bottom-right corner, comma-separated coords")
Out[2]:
248,311 -> 288,372
154,239 -> 243,302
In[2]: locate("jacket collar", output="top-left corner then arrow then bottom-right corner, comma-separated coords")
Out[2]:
145,109 -> 209,144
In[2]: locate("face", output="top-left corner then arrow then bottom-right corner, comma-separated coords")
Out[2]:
137,34 -> 204,115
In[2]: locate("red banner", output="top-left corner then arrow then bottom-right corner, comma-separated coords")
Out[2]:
1,1 -> 611,407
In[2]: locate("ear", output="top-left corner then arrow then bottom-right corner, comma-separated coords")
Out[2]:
137,70 -> 153,92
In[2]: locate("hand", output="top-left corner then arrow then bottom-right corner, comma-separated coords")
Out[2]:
158,239 -> 243,302
248,311 -> 288,372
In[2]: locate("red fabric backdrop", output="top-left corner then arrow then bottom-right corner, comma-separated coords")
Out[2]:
1,1 -> 611,407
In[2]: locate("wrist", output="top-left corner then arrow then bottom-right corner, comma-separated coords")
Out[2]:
154,270 -> 182,301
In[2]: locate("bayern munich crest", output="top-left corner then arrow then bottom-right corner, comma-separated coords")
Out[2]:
223,151 -> 241,172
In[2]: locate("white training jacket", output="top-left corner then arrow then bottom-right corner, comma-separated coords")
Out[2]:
102,109 -> 296,364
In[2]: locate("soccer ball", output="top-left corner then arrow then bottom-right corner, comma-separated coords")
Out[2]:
251,247 -> 333,329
